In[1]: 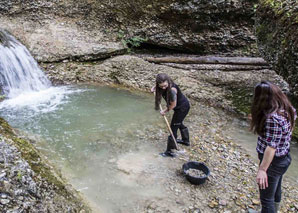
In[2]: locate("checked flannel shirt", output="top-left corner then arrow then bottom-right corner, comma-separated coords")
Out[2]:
257,109 -> 296,157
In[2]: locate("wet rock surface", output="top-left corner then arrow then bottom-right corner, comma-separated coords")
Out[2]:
0,119 -> 90,212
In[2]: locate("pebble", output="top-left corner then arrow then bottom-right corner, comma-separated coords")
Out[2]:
208,200 -> 218,208
1,199 -> 10,204
1,193 -> 7,199
0,172 -> 6,179
252,199 -> 260,205
219,199 -> 227,206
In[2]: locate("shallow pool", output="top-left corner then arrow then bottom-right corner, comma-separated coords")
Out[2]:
0,85 -> 170,212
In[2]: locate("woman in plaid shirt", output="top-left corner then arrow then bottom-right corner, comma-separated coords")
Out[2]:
250,81 -> 296,213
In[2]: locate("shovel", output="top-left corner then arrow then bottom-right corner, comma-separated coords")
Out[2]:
158,103 -> 179,150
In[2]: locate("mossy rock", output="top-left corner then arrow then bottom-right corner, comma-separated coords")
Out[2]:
288,95 -> 298,142
0,118 -> 66,194
225,87 -> 253,115
256,0 -> 298,94
0,117 -> 90,210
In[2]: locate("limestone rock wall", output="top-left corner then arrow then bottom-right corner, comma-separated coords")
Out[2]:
256,0 -> 298,94
0,0 -> 258,62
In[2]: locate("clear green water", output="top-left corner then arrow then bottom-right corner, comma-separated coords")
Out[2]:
0,85 -> 167,212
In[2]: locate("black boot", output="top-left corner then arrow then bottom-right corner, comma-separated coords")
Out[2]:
177,127 -> 190,146
160,135 -> 177,157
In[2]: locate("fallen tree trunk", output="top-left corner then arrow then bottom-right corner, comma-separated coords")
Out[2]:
162,63 -> 270,71
145,56 -> 269,66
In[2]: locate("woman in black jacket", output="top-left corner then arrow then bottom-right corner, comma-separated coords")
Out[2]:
152,73 -> 190,157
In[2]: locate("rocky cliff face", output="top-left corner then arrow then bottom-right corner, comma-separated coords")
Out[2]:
256,0 -> 298,94
0,0 -> 258,62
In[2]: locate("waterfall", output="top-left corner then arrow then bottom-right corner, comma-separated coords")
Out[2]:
0,29 -> 51,98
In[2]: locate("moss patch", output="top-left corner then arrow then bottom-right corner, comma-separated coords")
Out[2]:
288,95 -> 298,142
225,87 -> 253,115
256,0 -> 298,94
0,118 -> 78,198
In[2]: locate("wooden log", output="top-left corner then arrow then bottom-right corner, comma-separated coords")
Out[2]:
145,56 -> 268,66
162,63 -> 270,71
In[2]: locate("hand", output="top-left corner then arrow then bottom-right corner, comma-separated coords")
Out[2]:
151,86 -> 156,93
160,109 -> 167,116
256,169 -> 268,189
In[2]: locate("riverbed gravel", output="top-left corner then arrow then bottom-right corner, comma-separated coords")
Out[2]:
150,101 -> 298,213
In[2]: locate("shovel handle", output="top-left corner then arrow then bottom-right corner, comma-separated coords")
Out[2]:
159,104 -> 178,150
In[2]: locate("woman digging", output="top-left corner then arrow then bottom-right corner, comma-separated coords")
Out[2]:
151,73 -> 190,157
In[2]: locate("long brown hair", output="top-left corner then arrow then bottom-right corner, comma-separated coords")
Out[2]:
155,73 -> 174,110
250,81 -> 295,136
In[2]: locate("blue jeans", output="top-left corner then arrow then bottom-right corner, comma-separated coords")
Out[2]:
258,153 -> 292,213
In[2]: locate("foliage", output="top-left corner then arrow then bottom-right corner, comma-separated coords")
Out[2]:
225,87 -> 253,115
117,30 -> 148,52
260,0 -> 296,18
17,170 -> 22,181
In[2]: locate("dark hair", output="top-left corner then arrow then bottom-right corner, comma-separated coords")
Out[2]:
155,73 -> 174,110
250,81 -> 295,136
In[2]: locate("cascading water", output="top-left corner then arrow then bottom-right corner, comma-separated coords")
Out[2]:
0,29 -> 76,113
0,29 -> 51,98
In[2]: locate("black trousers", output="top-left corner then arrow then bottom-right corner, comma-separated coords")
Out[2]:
170,105 -> 190,139
258,153 -> 291,213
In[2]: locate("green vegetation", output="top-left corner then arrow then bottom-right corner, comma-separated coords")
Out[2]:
117,30 -> 148,52
17,170 -> 22,181
0,94 -> 6,101
263,0 -> 283,11
225,87 -> 253,115
0,118 -> 90,211
260,0 -> 296,19
0,118 -> 70,197
292,124 -> 298,142
288,95 -> 298,141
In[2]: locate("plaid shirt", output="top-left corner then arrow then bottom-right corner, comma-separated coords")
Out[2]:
257,109 -> 296,157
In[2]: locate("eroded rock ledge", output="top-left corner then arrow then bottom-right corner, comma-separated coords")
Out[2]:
0,0 -> 258,63
42,54 -> 288,114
